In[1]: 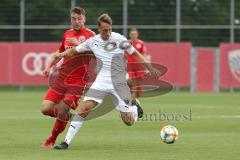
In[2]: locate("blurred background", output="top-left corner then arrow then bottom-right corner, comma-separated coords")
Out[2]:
1,0 -> 240,44
0,0 -> 240,92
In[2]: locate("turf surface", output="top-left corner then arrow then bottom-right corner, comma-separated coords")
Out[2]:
0,91 -> 239,160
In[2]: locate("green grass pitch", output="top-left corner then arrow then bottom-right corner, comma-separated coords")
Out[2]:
0,91 -> 239,160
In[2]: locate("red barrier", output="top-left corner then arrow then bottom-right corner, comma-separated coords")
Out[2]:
147,42 -> 192,87
195,48 -> 215,92
219,43 -> 240,88
0,42 -> 192,86
0,42 -> 58,85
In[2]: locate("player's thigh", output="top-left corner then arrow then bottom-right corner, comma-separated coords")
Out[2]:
43,88 -> 64,105
55,101 -> 71,113
112,83 -> 132,106
63,94 -> 81,110
128,71 -> 144,86
42,88 -> 64,114
84,87 -> 106,104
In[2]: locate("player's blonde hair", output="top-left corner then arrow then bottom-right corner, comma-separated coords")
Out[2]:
97,13 -> 112,26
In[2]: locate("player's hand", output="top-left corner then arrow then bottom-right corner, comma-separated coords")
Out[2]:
149,67 -> 161,79
66,37 -> 79,46
42,67 -> 51,77
54,52 -> 64,59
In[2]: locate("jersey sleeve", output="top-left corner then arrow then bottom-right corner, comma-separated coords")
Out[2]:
75,38 -> 92,53
58,33 -> 66,52
120,35 -> 135,55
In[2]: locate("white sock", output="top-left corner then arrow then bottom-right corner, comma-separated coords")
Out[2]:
131,105 -> 138,122
64,114 -> 84,145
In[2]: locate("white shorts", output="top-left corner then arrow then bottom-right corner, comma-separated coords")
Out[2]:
83,79 -> 132,113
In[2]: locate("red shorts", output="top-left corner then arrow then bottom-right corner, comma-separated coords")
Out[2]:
128,70 -> 145,80
45,64 -> 88,110
127,61 -> 145,80
44,88 -> 81,110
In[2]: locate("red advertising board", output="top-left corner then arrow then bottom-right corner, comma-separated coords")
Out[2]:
147,42 -> 192,87
0,42 -> 192,87
0,42 -> 58,85
195,48 -> 215,92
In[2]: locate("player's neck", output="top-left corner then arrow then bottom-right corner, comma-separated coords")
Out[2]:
131,38 -> 138,42
100,35 -> 111,41
73,26 -> 85,34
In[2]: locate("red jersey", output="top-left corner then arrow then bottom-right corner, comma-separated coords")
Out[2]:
58,27 -> 95,61
57,27 -> 95,84
127,39 -> 146,63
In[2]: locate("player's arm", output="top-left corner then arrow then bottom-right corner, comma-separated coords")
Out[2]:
131,49 -> 160,79
66,37 -> 80,46
56,38 -> 92,58
42,33 -> 68,77
141,42 -> 151,62
56,47 -> 77,58
42,50 -> 62,77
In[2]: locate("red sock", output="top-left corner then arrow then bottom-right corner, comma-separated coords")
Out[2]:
50,118 -> 68,140
136,85 -> 142,98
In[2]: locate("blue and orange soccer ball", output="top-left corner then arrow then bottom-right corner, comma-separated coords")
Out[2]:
160,125 -> 179,144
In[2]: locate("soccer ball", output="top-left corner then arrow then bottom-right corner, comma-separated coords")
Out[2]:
160,125 -> 179,144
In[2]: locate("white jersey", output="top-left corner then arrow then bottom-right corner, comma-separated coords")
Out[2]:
75,32 -> 137,113
75,32 -> 135,88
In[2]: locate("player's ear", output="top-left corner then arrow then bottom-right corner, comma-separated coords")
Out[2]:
97,26 -> 101,33
83,16 -> 86,23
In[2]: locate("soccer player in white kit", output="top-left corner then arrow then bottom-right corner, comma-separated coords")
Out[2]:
53,13 -> 160,149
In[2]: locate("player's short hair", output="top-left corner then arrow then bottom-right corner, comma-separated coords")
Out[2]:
70,7 -> 86,16
130,27 -> 138,33
97,13 -> 112,26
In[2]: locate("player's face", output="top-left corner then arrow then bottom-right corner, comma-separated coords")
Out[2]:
98,22 -> 112,41
129,31 -> 138,41
71,13 -> 86,30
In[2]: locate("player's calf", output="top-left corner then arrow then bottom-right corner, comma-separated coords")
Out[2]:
78,100 -> 98,118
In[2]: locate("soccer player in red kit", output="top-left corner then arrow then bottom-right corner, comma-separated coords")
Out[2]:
127,28 -> 149,104
40,7 -> 95,148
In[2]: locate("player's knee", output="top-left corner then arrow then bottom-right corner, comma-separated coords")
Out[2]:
123,119 -> 134,126
58,108 -> 69,117
121,114 -> 134,126
58,102 -> 70,113
41,101 -> 55,116
57,110 -> 70,121
79,107 -> 91,118
41,106 -> 52,116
